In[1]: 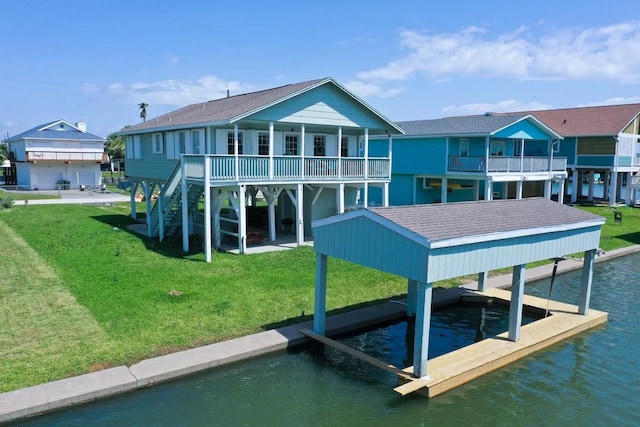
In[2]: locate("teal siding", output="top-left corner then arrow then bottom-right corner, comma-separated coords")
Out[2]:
126,134 -> 180,181
314,216 -> 429,282
618,156 -> 633,167
576,155 -> 615,167
248,84 -> 393,132
493,120 -> 554,140
557,137 -> 577,164
427,227 -> 602,282
393,137 -> 446,175
388,174 -> 415,205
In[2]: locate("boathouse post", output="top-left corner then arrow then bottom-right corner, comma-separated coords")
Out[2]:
313,253 -> 328,335
478,271 -> 488,292
508,264 -> 526,342
413,281 -> 433,378
406,279 -> 417,317
578,249 -> 596,315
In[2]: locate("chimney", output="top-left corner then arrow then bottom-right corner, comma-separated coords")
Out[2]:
75,122 -> 87,132
227,89 -> 230,98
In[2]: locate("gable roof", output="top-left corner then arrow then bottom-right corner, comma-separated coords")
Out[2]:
394,113 -> 560,139
3,120 -> 104,143
120,77 -> 403,135
502,103 -> 640,137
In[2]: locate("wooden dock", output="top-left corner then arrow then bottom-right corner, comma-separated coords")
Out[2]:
304,288 -> 608,398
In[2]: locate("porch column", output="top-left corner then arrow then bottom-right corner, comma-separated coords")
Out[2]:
603,171 -> 610,201
478,271 -> 487,292
182,158 -> 190,253
364,128 -> 369,179
441,177 -> 448,204
382,182 -> 389,207
269,122 -> 274,180
300,124 -> 305,180
336,183 -> 345,214
508,264 -> 526,342
234,124 -> 239,181
238,185 -> 247,254
587,170 -> 594,201
485,179 -> 493,201
204,157 -> 212,263
558,178 -> 565,204
473,180 -> 480,201
406,279 -> 417,317
503,182 -> 509,199
413,281 -> 433,378
130,181 -> 139,219
578,249 -> 596,315
616,172 -> 624,201
625,173 -> 632,205
516,180 -> 523,199
520,138 -> 525,172
609,170 -> 618,206
337,126 -> 343,179
363,182 -> 369,208
544,179 -> 552,199
296,183 -> 304,246
313,252 -> 328,335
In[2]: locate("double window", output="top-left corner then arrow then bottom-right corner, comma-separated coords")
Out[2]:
490,141 -> 506,156
227,131 -> 244,155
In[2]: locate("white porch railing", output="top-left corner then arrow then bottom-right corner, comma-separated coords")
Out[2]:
448,156 -> 567,173
26,151 -> 107,162
183,155 -> 390,182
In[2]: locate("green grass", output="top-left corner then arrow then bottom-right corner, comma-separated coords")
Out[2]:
0,189 -> 60,201
0,202 -> 638,392
0,203 -> 405,392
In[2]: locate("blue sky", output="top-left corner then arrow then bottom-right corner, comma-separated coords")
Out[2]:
2,0 -> 640,139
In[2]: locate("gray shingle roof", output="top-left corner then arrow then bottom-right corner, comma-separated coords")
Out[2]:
395,113 -> 529,137
3,120 -> 104,142
368,198 -> 604,242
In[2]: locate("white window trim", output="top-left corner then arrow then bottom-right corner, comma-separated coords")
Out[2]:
313,134 -> 326,157
227,130 -> 244,155
284,134 -> 299,156
553,141 -> 560,153
152,133 -> 164,154
258,131 -> 270,156
490,140 -> 506,156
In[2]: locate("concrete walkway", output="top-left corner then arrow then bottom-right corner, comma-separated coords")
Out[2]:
1,245 -> 639,423
0,188 -> 130,205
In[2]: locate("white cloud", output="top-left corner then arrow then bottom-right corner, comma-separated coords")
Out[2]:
166,54 -> 179,65
84,75 -> 252,106
579,96 -> 640,107
442,100 -> 553,116
357,21 -> 640,83
343,80 -> 404,99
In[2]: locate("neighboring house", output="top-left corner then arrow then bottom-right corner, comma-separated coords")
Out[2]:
119,77 -> 402,259
516,104 -> 640,206
369,113 -> 566,206
2,120 -> 106,190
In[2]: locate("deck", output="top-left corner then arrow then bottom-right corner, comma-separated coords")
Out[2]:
448,155 -> 567,174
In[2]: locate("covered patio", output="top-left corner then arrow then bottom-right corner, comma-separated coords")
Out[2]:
309,198 -> 607,396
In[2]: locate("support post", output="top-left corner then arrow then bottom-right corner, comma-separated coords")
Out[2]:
578,249 -> 596,315
181,158 -> 189,253
234,124 -> 239,182
238,185 -> 246,254
516,180 -> 523,199
130,181 -> 139,219
478,271 -> 487,292
473,180 -> 480,201
269,122 -> 274,180
144,182 -> 153,237
337,183 -> 345,214
158,191 -> 164,242
413,281 -> 433,378
508,264 -> 526,342
485,179 -> 493,201
313,253 -> 328,335
544,180 -> 552,199
363,182 -> 369,208
204,157 -> 212,263
406,279 -> 417,317
571,170 -> 578,203
382,182 -> 389,207
296,183 -> 304,246
558,179 -> 565,204
441,177 -> 448,204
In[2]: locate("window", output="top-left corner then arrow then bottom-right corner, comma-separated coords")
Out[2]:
152,133 -> 164,154
313,135 -> 326,156
258,132 -> 270,156
126,135 -> 142,159
340,136 -> 349,157
227,131 -> 243,154
191,130 -> 201,154
490,140 -> 505,156
284,135 -> 298,155
553,140 -> 560,153
177,132 -> 187,155
459,138 -> 469,157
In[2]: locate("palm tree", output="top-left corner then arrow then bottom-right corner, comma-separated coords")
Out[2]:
138,102 -> 149,122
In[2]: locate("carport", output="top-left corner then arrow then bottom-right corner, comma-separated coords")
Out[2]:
309,198 -> 605,394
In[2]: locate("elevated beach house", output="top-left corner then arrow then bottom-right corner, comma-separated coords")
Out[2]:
119,77 -> 402,260
520,103 -> 640,206
2,120 -> 106,190
368,113 -> 566,206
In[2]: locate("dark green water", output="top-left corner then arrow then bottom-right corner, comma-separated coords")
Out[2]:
13,253 -> 640,426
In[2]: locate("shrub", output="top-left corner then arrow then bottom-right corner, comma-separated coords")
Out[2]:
0,196 -> 14,209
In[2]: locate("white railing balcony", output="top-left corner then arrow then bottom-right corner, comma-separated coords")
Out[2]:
183,155 -> 390,183
448,156 -> 567,173
27,151 -> 108,162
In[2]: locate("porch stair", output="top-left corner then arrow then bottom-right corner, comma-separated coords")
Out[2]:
148,163 -> 204,240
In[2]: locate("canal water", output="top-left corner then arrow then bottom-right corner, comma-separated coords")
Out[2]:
12,253 -> 640,426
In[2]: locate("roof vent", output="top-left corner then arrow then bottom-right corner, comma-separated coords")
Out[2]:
168,117 -> 172,122
75,122 -> 86,132
562,119 -> 567,124
483,112 -> 493,116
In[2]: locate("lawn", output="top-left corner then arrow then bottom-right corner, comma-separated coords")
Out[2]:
0,203 -> 638,393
